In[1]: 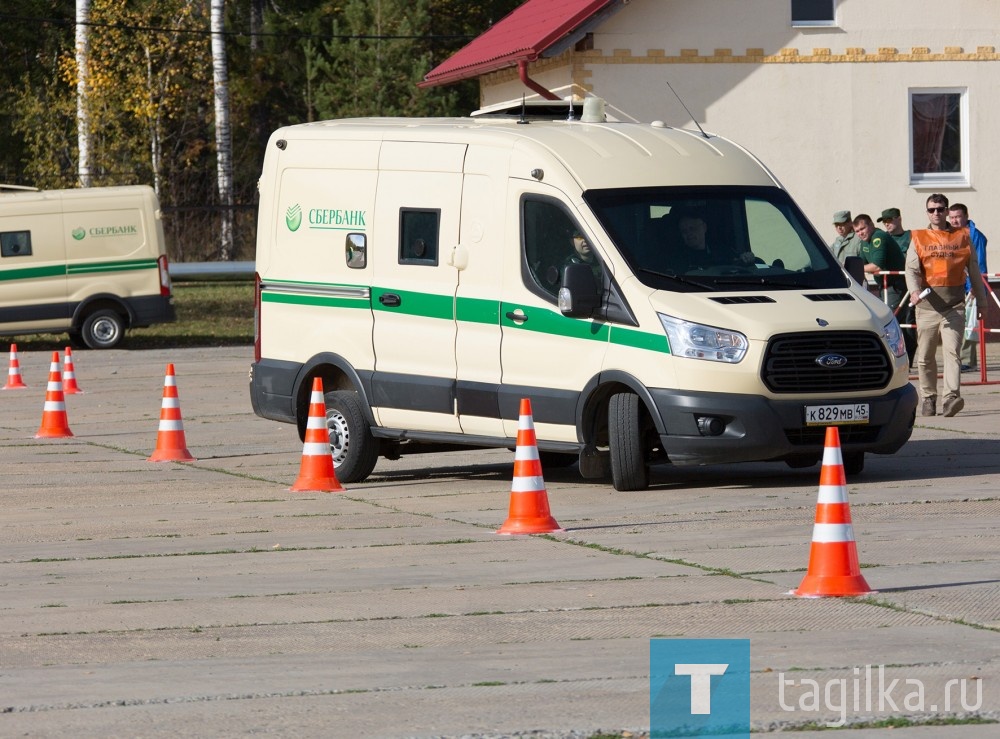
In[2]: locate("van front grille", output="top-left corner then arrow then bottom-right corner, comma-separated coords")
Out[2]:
762,331 -> 891,393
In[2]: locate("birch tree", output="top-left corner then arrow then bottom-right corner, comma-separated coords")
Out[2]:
211,0 -> 234,260
75,0 -> 92,187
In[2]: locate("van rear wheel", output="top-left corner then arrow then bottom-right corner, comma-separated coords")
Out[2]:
608,392 -> 650,491
81,309 -> 125,349
323,390 -> 379,483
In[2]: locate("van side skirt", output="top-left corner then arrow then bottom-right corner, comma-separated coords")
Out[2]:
252,358 -> 583,429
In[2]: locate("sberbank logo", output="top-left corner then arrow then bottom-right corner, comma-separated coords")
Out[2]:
286,204 -> 302,232
71,227 -> 86,241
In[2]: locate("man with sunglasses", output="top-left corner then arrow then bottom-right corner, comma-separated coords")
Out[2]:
906,194 -> 988,417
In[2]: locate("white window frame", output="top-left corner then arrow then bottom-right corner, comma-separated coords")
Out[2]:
791,0 -> 837,28
908,87 -> 969,188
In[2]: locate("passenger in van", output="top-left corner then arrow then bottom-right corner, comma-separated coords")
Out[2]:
674,210 -> 757,272
563,230 -> 602,282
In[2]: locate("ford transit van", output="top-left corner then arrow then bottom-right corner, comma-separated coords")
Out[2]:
249,112 -> 916,490
0,185 -> 175,348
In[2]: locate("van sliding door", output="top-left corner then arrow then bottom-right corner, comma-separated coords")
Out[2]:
370,143 -> 465,433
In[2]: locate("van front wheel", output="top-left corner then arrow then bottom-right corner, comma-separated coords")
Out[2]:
81,309 -> 125,349
324,390 -> 379,483
608,392 -> 650,491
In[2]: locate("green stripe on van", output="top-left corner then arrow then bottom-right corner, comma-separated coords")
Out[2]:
371,287 -> 453,320
610,325 -> 671,353
0,259 -> 157,283
67,258 -> 158,275
0,264 -> 67,281
262,278 -> 670,355
262,291 -> 369,310
456,296 -> 500,324
500,303 -> 611,342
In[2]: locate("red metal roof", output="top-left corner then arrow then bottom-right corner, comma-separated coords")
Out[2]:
422,0 -> 614,87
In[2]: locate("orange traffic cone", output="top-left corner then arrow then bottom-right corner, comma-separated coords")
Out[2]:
290,377 -> 344,492
497,398 -> 563,535
62,347 -> 82,394
3,344 -> 28,389
791,426 -> 875,597
147,363 -> 195,462
34,351 -> 73,438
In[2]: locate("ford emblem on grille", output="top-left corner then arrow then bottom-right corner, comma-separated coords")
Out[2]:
816,353 -> 848,368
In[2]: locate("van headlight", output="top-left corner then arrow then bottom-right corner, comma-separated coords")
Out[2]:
884,317 -> 907,358
658,313 -> 748,363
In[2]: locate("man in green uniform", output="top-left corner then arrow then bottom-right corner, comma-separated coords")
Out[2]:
854,213 -> 907,313
878,207 -> 911,253
877,207 -> 916,365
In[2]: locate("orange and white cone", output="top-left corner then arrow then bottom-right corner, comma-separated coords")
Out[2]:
147,363 -> 195,462
290,377 -> 344,492
34,351 -> 73,438
791,426 -> 875,598
497,398 -> 563,535
62,347 -> 82,394
3,344 -> 28,390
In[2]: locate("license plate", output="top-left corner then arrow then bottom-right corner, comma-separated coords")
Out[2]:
804,403 -> 870,426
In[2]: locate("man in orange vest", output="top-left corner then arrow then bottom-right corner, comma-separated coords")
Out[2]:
906,193 -> 988,417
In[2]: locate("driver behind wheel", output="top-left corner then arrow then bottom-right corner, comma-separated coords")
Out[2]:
673,208 -> 757,272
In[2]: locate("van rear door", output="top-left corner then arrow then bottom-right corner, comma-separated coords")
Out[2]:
0,193 -> 69,332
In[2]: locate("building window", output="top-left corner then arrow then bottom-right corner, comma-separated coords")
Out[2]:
791,0 -> 835,26
909,88 -> 968,186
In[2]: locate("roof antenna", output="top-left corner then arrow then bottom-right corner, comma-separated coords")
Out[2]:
666,81 -> 708,138
517,94 -> 530,125
567,96 -> 575,122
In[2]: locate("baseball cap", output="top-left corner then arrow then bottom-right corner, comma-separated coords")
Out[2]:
878,207 -> 901,223
833,210 -> 851,224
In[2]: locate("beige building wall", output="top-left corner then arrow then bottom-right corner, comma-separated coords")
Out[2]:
478,0 -> 1000,244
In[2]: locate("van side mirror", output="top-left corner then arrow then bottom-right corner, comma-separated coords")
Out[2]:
843,255 -> 865,285
558,263 -> 600,318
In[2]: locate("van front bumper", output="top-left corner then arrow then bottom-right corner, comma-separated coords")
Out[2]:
650,383 -> 917,465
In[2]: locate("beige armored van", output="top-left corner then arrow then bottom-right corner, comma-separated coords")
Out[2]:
249,109 -> 916,490
0,185 -> 175,348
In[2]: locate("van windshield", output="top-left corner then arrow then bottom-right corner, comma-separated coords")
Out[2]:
583,186 -> 850,292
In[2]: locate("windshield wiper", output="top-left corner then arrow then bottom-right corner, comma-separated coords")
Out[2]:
637,268 -> 713,290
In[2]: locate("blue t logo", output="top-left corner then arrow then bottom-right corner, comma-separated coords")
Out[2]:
651,639 -> 750,737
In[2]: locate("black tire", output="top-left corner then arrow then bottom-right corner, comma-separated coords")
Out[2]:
844,452 -> 865,476
323,390 -> 379,483
81,309 -> 125,349
67,331 -> 88,350
608,392 -> 650,491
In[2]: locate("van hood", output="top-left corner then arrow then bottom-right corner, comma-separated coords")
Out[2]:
646,286 -> 891,342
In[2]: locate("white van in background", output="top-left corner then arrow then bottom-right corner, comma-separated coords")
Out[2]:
0,185 -> 175,348
249,108 -> 917,491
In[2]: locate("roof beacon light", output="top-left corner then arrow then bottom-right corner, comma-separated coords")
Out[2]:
581,97 -> 606,123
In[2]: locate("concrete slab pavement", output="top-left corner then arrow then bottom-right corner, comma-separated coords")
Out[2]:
1,346 -> 997,737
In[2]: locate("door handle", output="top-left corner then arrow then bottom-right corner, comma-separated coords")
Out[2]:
505,310 -> 527,323
379,293 -> 401,307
